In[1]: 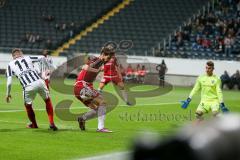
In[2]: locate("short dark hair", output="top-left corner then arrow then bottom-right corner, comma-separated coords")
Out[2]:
206,61 -> 214,68
101,44 -> 115,56
12,48 -> 22,55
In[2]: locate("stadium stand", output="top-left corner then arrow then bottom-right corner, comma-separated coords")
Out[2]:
0,0 -> 122,54
64,0 -> 209,56
162,0 -> 240,60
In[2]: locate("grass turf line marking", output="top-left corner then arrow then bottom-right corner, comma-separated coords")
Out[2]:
0,102 -> 179,113
76,151 -> 131,160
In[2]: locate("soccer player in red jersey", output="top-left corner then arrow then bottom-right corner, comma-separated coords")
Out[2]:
98,52 -> 131,106
74,45 -> 114,133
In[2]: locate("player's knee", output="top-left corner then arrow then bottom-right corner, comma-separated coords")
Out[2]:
98,99 -> 106,106
118,84 -> 125,90
195,111 -> 203,119
212,111 -> 220,117
93,96 -> 106,107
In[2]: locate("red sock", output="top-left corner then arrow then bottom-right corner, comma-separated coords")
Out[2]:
25,104 -> 38,127
45,79 -> 50,90
45,98 -> 54,125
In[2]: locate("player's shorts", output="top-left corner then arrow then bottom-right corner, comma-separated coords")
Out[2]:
101,76 -> 122,85
196,100 -> 220,113
74,81 -> 99,107
23,79 -> 49,104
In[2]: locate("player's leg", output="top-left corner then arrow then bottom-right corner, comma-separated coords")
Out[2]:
116,81 -> 131,106
195,102 -> 207,125
38,80 -> 57,130
45,79 -> 50,90
41,71 -> 50,90
23,86 -> 38,128
98,82 -> 105,93
75,83 -> 99,131
211,102 -> 221,117
78,107 -> 97,131
92,96 -> 112,132
98,78 -> 109,93
195,111 -> 204,125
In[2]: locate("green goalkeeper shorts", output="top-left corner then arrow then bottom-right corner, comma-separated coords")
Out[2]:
196,100 -> 220,113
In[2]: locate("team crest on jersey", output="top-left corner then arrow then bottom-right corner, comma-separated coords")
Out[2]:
211,80 -> 215,84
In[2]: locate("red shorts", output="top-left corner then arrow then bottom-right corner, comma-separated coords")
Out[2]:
101,76 -> 122,85
74,81 -> 99,106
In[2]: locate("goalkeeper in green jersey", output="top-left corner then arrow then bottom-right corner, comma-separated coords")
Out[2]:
180,61 -> 229,122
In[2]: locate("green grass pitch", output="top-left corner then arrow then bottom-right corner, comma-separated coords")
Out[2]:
0,75 -> 239,160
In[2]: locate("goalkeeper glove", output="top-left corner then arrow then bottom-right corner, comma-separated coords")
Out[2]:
180,98 -> 191,109
220,103 -> 229,113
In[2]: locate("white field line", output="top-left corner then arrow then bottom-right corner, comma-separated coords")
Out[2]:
76,151 -> 131,160
0,102 -> 179,113
0,119 -> 108,131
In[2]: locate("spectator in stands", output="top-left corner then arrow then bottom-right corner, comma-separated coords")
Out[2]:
213,35 -> 224,53
36,34 -> 43,43
206,11 -> 217,24
156,60 -> 168,87
61,23 -> 67,31
197,24 -> 205,34
21,33 -> 30,44
55,23 -> 60,30
182,31 -> 190,41
220,71 -> 231,89
175,32 -> 184,48
183,22 -> 192,34
192,36 -> 203,50
28,33 -> 36,43
203,22 -> 213,36
231,70 -> 240,89
69,22 -> 76,38
224,34 -> 235,56
202,37 -> 212,49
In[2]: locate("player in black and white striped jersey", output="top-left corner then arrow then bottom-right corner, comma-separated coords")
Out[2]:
5,48 -> 58,131
35,49 -> 56,89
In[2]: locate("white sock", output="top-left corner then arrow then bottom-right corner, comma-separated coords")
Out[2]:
97,106 -> 106,130
120,89 -> 128,102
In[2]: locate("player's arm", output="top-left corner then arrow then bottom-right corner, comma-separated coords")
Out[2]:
216,77 -> 229,112
82,64 -> 100,73
216,78 -> 223,103
6,65 -> 13,103
181,77 -> 201,109
189,77 -> 201,99
48,58 -> 57,70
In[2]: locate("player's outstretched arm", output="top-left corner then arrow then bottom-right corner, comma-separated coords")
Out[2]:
180,77 -> 200,109
82,64 -> 100,73
6,76 -> 12,103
